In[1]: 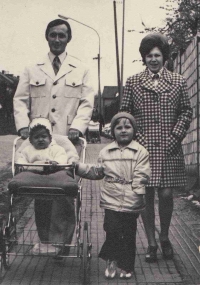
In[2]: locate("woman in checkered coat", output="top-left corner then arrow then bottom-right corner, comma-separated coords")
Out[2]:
120,33 -> 192,263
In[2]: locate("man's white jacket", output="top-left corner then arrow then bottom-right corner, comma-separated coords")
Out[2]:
14,54 -> 94,135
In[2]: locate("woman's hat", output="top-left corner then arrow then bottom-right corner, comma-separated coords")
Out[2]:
29,118 -> 52,135
110,112 -> 137,137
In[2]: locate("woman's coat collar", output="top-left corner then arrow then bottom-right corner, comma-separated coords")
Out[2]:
139,67 -> 172,93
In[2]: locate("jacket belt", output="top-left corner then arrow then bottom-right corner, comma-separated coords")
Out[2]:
104,177 -> 132,185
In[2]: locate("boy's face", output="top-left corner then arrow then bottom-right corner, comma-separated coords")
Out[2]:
30,128 -> 51,150
114,118 -> 134,147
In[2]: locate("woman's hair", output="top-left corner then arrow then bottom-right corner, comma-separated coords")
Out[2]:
29,125 -> 52,141
139,33 -> 170,64
45,19 -> 72,43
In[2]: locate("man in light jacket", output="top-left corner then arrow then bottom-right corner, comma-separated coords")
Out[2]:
13,19 -> 95,256
14,18 -> 94,141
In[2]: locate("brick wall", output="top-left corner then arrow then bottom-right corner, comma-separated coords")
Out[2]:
173,34 -> 200,187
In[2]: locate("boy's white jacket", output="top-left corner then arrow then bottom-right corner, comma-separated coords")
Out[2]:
77,140 -> 151,213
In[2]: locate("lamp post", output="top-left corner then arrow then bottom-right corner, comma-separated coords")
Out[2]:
58,15 -> 101,115
120,0 -> 125,105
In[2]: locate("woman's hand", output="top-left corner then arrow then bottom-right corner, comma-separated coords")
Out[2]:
167,134 -> 180,156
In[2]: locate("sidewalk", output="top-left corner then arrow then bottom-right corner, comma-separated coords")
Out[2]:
1,138 -> 200,284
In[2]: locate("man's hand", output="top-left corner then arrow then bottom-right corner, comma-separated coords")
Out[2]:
68,128 -> 80,142
19,127 -> 29,140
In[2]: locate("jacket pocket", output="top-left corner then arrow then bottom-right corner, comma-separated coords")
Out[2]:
65,78 -> 82,98
131,192 -> 146,212
30,78 -> 46,98
166,134 -> 181,157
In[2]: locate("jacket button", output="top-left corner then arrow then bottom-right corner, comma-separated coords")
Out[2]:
52,95 -> 56,99
51,108 -> 55,112
36,81 -> 39,85
51,122 -> 55,126
72,82 -> 75,86
53,81 -> 57,85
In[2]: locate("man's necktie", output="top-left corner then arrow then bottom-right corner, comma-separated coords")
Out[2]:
53,56 -> 61,75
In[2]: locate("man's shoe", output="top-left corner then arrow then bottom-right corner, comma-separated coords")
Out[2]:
145,245 -> 158,263
160,240 -> 174,260
53,246 -> 70,260
105,260 -> 117,279
119,270 -> 132,279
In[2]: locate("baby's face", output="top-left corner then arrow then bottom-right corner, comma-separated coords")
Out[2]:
30,128 -> 51,150
114,118 -> 134,147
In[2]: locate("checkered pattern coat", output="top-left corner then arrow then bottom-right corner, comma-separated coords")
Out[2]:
121,67 -> 192,187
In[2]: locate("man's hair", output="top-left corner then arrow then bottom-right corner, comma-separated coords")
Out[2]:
29,124 -> 52,142
139,33 -> 170,64
45,19 -> 72,43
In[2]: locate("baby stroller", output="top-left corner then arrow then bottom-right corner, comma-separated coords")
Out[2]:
0,135 -> 91,284
87,120 -> 101,143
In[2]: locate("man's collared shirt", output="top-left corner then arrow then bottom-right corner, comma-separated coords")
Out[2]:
48,51 -> 67,66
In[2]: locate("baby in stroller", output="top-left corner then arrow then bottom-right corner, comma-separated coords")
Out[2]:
9,118 -> 79,254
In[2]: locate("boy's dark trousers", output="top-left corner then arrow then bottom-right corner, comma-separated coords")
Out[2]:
99,209 -> 139,272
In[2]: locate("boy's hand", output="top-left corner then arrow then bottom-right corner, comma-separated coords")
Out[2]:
94,165 -> 104,176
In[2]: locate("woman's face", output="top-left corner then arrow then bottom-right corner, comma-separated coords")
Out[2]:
114,118 -> 134,147
145,47 -> 164,74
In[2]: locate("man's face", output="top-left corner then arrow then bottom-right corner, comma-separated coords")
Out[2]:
30,128 -> 51,150
145,46 -> 164,74
47,24 -> 69,55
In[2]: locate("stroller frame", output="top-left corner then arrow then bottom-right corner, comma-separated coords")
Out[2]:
0,137 -> 91,284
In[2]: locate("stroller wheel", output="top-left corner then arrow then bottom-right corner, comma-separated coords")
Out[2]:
82,222 -> 90,284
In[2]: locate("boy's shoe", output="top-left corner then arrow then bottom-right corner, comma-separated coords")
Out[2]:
145,245 -> 158,262
119,270 -> 132,279
105,260 -> 117,279
160,240 -> 174,260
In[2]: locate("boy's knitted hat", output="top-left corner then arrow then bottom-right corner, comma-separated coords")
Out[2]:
29,118 -> 52,135
110,112 -> 137,137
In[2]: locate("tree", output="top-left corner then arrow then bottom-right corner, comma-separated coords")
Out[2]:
142,0 -> 200,55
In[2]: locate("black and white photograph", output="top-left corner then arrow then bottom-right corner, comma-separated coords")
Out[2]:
0,0 -> 200,284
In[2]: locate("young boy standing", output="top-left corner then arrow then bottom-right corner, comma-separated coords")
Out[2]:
74,112 -> 151,279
